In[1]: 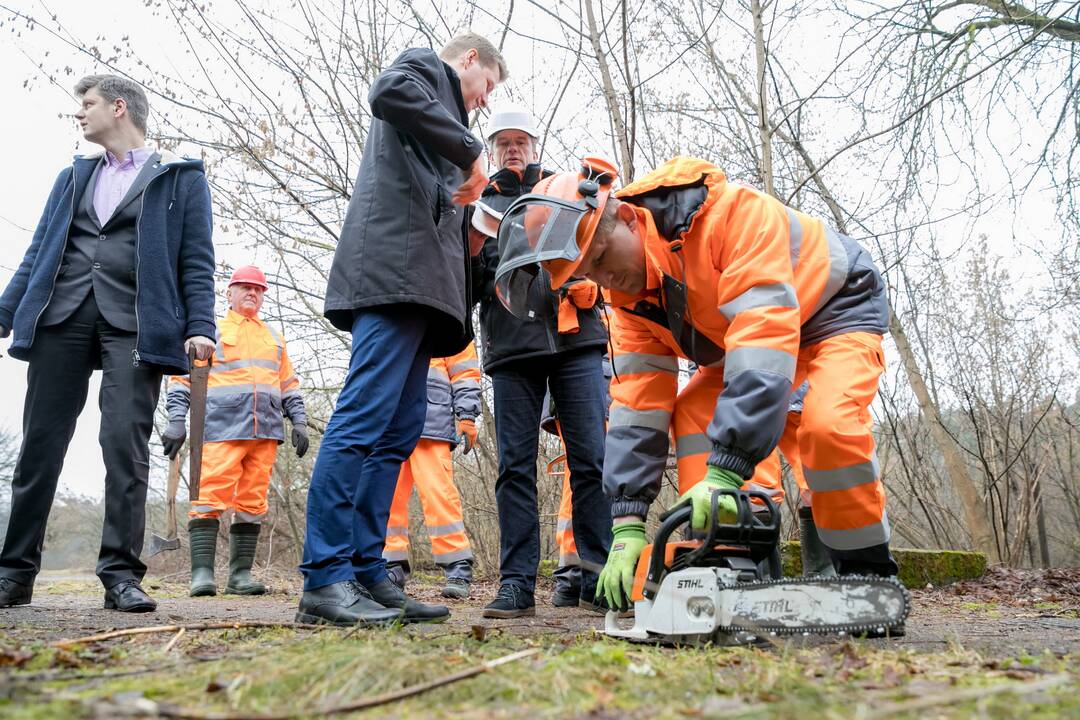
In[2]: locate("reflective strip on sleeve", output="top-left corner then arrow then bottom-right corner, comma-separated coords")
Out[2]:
817,511 -> 891,550
787,206 -> 803,270
612,352 -> 679,376
718,283 -> 799,322
723,346 -> 797,383
810,225 -> 852,315
425,521 -> 466,536
609,405 -> 672,432
675,432 -> 713,459
206,383 -> 282,399
804,452 -> 880,493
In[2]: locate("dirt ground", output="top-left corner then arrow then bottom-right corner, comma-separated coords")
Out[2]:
4,567 -> 1079,655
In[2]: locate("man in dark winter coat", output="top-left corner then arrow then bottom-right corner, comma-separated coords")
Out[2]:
472,108 -> 612,619
0,74 -> 216,612
297,33 -> 507,627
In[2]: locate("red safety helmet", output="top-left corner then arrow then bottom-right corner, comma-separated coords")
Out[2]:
228,265 -> 268,290
493,156 -> 618,317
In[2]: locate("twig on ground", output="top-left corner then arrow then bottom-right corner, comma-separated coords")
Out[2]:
53,621 -> 326,648
863,673 -> 1074,718
163,628 -> 186,653
112,647 -> 542,719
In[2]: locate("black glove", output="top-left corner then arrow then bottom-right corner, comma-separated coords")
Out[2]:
161,419 -> 187,459
292,423 -> 310,458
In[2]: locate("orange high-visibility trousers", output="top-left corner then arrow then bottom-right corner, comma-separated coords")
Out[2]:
188,438 -> 278,522
671,367 -> 785,503
794,332 -> 888,551
754,412 -> 808,506
383,438 -> 473,567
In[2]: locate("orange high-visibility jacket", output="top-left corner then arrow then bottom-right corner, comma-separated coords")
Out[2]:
421,343 -> 481,447
166,310 -> 305,442
604,157 -> 887,519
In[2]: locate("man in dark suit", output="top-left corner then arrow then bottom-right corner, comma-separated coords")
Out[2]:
0,74 -> 217,612
297,34 -> 506,627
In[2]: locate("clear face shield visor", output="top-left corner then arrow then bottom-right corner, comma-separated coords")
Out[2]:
493,194 -> 594,317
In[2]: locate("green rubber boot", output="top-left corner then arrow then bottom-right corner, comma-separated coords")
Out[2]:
798,506 -> 837,578
188,518 -> 220,597
224,523 -> 267,595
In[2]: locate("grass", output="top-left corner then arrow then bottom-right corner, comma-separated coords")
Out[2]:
2,624 -> 1078,719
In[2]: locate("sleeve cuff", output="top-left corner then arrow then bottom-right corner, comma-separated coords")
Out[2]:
707,448 -> 756,479
185,319 -> 216,340
611,497 -> 651,520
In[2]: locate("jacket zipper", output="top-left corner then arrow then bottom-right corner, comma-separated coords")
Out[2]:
28,164 -> 79,349
131,164 -> 168,368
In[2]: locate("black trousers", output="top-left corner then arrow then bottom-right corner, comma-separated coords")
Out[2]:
0,293 -> 162,589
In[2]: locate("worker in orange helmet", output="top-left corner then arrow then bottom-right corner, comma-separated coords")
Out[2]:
494,156 -> 897,611
163,265 -> 308,597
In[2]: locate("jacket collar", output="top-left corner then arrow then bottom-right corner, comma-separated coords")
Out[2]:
75,147 -> 202,168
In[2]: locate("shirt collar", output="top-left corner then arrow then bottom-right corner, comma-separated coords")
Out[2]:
225,308 -> 264,326
105,146 -> 154,170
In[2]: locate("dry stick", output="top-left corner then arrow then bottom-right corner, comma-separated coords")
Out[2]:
864,673 -> 1074,719
150,647 -> 542,720
163,628 -> 186,653
52,621 -> 327,648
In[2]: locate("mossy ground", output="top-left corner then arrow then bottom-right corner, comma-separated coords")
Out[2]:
1,576 -> 1078,719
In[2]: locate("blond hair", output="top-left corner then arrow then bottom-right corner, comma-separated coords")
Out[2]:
440,33 -> 508,82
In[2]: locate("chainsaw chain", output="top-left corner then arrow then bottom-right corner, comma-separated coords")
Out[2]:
714,574 -> 911,637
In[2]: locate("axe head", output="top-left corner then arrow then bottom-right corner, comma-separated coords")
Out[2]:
147,532 -> 181,557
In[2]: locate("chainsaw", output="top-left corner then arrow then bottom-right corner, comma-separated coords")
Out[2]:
604,489 -> 909,645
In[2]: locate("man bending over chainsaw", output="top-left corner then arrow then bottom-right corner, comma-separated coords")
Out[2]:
493,156 -> 898,613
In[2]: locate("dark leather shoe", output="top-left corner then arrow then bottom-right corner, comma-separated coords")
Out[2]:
0,577 -> 32,607
365,578 -> 450,623
551,581 -> 580,608
295,580 -> 402,627
482,584 -> 535,619
104,580 -> 157,613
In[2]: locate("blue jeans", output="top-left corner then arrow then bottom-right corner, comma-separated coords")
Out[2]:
491,347 -> 612,596
300,307 -> 432,590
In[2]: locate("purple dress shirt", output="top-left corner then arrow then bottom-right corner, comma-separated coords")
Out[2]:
92,146 -> 155,223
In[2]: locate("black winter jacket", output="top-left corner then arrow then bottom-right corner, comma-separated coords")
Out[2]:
474,164 -> 608,373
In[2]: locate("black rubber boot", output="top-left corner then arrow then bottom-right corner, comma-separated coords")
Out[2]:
188,518 -> 219,597
225,522 -> 267,595
798,506 -> 837,578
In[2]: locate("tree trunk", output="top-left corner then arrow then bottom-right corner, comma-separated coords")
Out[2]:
584,0 -> 634,181
751,0 -> 775,196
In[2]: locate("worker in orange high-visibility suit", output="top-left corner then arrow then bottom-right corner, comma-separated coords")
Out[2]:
493,156 -> 897,612
383,342 -> 481,600
163,265 -> 308,598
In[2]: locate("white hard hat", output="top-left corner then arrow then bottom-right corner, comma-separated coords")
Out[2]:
486,107 -> 540,142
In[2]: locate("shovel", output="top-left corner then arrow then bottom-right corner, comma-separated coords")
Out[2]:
147,453 -> 183,557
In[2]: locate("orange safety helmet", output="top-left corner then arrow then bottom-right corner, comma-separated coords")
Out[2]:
494,156 -> 617,317
228,265 -> 269,290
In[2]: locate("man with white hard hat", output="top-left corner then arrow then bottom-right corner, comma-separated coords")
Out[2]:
471,107 -> 612,619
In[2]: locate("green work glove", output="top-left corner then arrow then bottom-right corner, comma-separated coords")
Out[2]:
674,466 -> 744,531
597,521 -> 647,612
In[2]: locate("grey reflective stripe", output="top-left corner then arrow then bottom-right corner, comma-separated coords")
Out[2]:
428,367 -> 449,382
382,549 -> 409,562
211,358 -> 280,374
449,358 -> 479,375
786,206 -> 803,269
385,525 -> 409,538
206,383 -> 282,398
609,405 -> 672,432
192,505 -> 221,515
432,548 -> 474,563
744,482 -> 782,500
817,511 -> 891,550
718,283 -> 798,322
559,552 -> 581,566
723,346 -> 796,383
426,521 -> 466,536
675,433 -> 712,459
452,379 -> 481,391
810,225 -> 852,315
280,374 -> 299,388
556,518 -> 573,532
613,352 -> 678,376
804,452 -> 880,493
233,511 -> 264,523
267,327 -> 284,361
